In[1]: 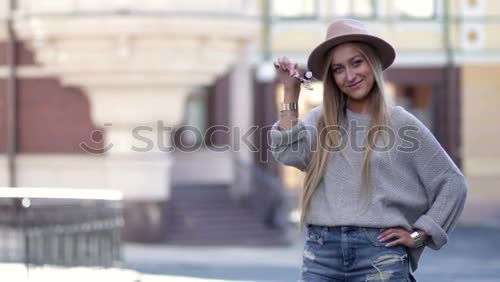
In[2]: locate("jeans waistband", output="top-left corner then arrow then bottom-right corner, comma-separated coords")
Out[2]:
306,224 -> 380,232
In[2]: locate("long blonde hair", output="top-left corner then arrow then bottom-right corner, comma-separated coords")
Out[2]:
300,42 -> 392,225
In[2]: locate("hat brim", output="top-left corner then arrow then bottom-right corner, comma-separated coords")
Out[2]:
306,33 -> 395,80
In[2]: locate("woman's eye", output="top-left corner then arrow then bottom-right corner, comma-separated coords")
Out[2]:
333,67 -> 343,73
353,60 -> 363,66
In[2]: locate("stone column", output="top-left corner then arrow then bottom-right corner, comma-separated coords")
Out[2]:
229,47 -> 254,198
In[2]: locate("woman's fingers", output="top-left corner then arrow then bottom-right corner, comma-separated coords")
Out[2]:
283,57 -> 294,76
279,56 -> 288,68
385,238 -> 403,247
274,56 -> 297,76
378,227 -> 415,248
281,56 -> 290,66
378,228 -> 396,239
275,57 -> 285,71
378,231 -> 399,243
284,57 -> 295,76
274,56 -> 302,92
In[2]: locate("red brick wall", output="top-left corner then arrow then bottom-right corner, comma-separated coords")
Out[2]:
0,41 -> 105,153
0,41 -> 36,65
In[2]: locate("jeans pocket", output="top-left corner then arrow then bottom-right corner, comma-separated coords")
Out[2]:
305,225 -> 324,245
361,227 -> 387,247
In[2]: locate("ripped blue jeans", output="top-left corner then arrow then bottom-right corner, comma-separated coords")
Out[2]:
300,225 -> 417,282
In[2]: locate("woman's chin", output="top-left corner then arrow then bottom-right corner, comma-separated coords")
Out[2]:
346,91 -> 370,101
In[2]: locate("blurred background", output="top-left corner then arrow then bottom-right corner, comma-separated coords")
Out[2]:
0,0 -> 499,281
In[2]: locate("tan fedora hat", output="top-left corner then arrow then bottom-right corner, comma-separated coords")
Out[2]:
307,19 -> 395,80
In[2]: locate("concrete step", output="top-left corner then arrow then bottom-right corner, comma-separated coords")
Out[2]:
166,184 -> 287,246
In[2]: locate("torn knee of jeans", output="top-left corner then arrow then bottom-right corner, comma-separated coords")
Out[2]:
366,270 -> 395,281
372,253 -> 407,266
303,249 -> 316,261
366,253 -> 408,281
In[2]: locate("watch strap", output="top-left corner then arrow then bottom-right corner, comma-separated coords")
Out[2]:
280,102 -> 298,112
410,230 -> 426,248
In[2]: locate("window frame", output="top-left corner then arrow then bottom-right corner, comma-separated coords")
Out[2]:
331,0 -> 378,20
394,0 -> 438,21
272,0 -> 320,20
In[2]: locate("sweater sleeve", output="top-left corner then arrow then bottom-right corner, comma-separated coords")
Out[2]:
269,106 -> 321,171
408,115 -> 468,250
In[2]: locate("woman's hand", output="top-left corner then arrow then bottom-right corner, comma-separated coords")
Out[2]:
273,56 -> 301,99
377,227 -> 426,248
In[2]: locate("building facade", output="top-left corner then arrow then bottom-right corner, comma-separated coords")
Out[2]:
0,0 -> 499,242
0,0 -> 261,241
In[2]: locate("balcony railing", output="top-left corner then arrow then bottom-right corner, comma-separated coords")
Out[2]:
0,188 -> 124,268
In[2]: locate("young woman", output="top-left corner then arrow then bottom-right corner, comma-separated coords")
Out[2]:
270,19 -> 467,282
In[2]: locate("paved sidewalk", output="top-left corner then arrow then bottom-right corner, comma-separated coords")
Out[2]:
0,264 -> 140,282
1,263 -> 251,282
123,224 -> 500,282
3,223 -> 498,281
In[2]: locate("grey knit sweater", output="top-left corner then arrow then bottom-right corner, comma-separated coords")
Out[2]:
269,105 -> 467,271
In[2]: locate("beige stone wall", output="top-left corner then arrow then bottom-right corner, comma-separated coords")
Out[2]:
462,65 -> 500,208
271,21 -> 447,56
483,0 -> 500,16
482,23 -> 500,48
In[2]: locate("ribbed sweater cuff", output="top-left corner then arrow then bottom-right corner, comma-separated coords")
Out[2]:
413,214 -> 448,250
269,120 -> 306,148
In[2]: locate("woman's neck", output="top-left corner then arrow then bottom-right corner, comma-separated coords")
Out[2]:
347,98 -> 371,114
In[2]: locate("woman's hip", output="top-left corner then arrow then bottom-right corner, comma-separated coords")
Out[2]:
302,224 -> 412,281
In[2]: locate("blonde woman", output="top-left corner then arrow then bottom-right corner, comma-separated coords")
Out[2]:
270,19 -> 467,282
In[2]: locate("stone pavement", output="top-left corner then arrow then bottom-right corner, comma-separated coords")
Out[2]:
2,223 -> 499,281
0,263 -> 251,281
0,264 -> 140,282
123,223 -> 500,282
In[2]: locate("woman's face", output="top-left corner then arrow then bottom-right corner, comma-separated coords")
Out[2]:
330,43 -> 375,101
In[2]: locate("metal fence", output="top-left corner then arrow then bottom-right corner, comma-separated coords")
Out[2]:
0,188 -> 124,268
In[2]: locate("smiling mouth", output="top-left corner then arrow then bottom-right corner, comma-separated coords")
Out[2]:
347,80 -> 363,88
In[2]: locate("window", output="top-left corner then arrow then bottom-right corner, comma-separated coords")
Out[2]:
395,0 -> 436,19
333,0 -> 376,19
272,0 -> 317,18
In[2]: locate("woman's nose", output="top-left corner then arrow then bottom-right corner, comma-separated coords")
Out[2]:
345,68 -> 356,82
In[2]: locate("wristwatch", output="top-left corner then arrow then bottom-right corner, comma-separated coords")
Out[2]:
410,230 -> 427,248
